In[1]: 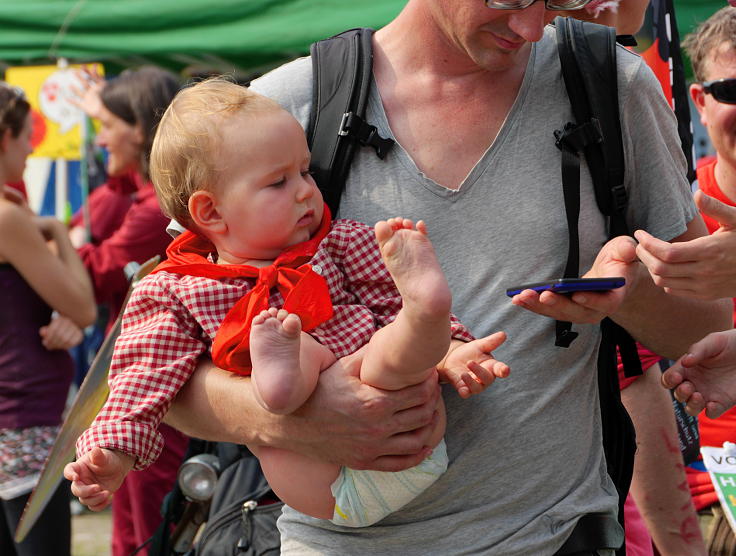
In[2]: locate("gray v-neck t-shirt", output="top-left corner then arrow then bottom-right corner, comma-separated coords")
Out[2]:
250,25 -> 696,555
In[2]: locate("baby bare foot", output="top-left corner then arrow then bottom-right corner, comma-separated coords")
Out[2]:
250,309 -> 303,376
374,217 -> 451,321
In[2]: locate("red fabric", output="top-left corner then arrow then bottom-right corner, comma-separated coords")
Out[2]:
76,172 -> 171,330
617,346 -> 662,391
111,423 -> 187,556
4,181 -> 26,200
154,206 -> 334,374
70,173 -> 135,245
687,160 -> 736,509
623,494 -> 655,556
77,219 -> 474,468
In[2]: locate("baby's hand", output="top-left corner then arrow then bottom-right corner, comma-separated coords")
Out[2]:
63,447 -> 135,511
439,332 -> 509,399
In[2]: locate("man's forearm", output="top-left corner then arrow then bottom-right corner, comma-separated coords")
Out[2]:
165,359 -> 277,446
613,263 -> 732,360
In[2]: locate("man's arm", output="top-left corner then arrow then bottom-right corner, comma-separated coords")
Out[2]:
165,349 -> 441,472
623,364 -> 706,555
511,217 -> 732,359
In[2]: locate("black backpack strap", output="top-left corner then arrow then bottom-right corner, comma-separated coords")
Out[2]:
555,17 -> 643,554
308,27 -> 394,216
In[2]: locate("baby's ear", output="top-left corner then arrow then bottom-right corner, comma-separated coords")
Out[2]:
188,190 -> 225,235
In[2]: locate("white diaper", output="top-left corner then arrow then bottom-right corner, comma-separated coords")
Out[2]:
330,439 -> 448,527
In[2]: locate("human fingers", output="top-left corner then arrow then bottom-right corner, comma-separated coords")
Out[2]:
384,375 -> 441,413
83,491 -> 114,512
634,229 -> 703,265
473,331 -> 507,353
705,400 -> 729,420
683,390 -> 706,417
661,366 -> 685,389
467,360 -> 498,385
368,450 -> 435,473
511,289 -> 608,324
695,190 -> 736,231
477,358 -> 510,379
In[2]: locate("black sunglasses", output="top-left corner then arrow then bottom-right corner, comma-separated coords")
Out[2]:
702,78 -> 736,105
484,0 -> 592,10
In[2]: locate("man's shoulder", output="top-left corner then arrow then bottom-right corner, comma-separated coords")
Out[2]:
250,56 -> 313,127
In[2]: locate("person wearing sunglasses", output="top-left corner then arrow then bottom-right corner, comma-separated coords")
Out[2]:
635,7 -> 736,554
165,2 -> 730,554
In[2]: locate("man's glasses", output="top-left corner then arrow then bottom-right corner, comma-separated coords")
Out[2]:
484,0 -> 592,10
703,78 -> 736,105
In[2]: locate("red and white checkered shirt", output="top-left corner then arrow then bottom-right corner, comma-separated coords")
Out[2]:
77,219 -> 473,469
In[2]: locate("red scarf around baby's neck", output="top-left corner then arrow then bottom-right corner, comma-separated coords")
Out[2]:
152,205 -> 334,374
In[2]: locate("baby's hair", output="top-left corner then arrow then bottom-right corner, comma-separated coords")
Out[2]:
150,77 -> 283,229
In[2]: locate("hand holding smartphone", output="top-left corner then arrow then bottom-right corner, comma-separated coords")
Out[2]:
505,277 -> 625,297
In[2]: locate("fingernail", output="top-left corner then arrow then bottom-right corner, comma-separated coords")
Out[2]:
575,294 -> 587,304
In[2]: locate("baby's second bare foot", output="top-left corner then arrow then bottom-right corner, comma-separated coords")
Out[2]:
374,218 -> 451,320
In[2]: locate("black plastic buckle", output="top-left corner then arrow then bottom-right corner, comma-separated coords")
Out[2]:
609,184 -> 628,215
555,327 -> 579,348
339,112 -> 395,159
554,119 -> 603,153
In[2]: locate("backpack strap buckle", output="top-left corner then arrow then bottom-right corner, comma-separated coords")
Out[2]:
554,119 -> 603,153
609,183 -> 628,215
339,112 -> 395,159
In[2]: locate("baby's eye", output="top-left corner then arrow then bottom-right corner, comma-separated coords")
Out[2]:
268,178 -> 286,188
301,169 -> 316,179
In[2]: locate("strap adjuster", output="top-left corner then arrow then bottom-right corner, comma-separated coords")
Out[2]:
554,119 -> 603,153
609,184 -> 628,214
339,112 -> 395,159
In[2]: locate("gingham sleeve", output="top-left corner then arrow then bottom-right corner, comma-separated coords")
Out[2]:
334,220 -> 474,342
76,273 -> 206,470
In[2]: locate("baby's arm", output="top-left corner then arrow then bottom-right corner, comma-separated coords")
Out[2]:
438,332 -> 509,398
63,448 -> 135,511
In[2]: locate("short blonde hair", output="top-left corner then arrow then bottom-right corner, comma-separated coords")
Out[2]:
683,7 -> 736,83
150,77 -> 282,228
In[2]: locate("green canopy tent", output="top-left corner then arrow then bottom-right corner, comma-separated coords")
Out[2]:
0,0 -> 405,77
0,0 -> 727,78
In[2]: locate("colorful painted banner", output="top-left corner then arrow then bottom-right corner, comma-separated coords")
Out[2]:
5,63 -> 103,160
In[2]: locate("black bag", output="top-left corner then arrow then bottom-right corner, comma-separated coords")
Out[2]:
194,445 -> 282,556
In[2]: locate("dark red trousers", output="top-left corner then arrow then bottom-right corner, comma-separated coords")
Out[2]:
111,424 -> 188,556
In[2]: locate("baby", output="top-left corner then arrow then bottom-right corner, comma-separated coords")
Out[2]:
64,79 -> 509,527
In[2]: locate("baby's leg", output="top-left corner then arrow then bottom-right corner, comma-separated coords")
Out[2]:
250,308 -> 336,414
362,218 -> 452,390
250,443 -> 341,520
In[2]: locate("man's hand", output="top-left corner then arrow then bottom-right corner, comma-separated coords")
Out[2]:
39,313 -> 84,350
662,329 -> 736,419
510,235 -> 639,324
63,448 -> 135,511
287,346 -> 441,471
438,332 -> 509,398
635,191 -> 736,301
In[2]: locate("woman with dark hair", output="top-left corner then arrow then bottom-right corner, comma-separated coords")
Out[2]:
72,66 -> 189,556
0,82 -> 96,555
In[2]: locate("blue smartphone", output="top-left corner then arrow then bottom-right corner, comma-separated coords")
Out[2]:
505,277 -> 625,297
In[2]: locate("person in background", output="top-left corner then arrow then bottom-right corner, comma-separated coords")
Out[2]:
656,8 -> 736,554
71,66 -> 189,556
0,82 -> 96,556
559,1 -> 707,553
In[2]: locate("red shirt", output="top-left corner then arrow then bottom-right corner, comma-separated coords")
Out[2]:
77,172 -> 171,329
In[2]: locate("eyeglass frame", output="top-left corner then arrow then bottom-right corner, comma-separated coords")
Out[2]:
484,0 -> 593,11
702,78 -> 736,105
